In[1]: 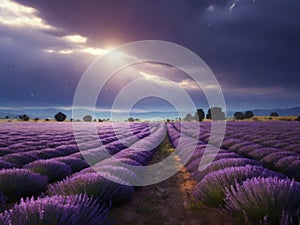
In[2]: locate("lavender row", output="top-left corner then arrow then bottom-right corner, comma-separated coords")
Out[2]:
172,122 -> 300,180
0,123 -> 152,168
168,123 -> 300,225
0,123 -> 166,224
0,122 -> 151,156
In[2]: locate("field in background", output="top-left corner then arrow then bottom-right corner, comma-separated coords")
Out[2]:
0,115 -> 299,123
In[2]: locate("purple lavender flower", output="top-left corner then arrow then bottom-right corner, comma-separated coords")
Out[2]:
225,177 -> 300,225
0,169 -> 48,201
92,163 -> 142,185
47,172 -> 135,206
35,148 -> 64,159
221,138 -> 240,149
103,141 -> 127,155
2,152 -> 40,167
0,194 -> 112,225
0,160 -> 18,170
54,156 -> 89,172
192,158 -> 261,181
260,151 -> 296,168
192,165 -> 284,207
24,160 -> 72,182
276,158 -> 300,181
247,147 -> 281,160
284,143 -> 300,153
235,143 -> 263,155
228,141 -> 254,152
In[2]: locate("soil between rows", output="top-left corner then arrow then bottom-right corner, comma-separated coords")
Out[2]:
110,136 -> 237,225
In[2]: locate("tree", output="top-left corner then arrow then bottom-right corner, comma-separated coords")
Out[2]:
5,116 -> 9,119
295,116 -> 300,121
244,111 -> 254,119
54,112 -> 67,122
19,114 -> 30,121
206,107 -> 225,121
183,113 -> 193,121
270,112 -> 279,117
195,108 -> 205,122
234,112 -> 245,120
34,118 -> 39,122
83,115 -> 92,122
127,117 -> 134,122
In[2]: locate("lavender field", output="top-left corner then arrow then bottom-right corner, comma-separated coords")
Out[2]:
0,121 -> 299,225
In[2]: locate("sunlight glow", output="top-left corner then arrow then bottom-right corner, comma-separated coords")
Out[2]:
139,71 -> 199,90
0,0 -> 113,57
80,47 -> 110,55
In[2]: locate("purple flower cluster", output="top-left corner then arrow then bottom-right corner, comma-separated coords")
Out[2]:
225,177 -> 300,225
168,121 -> 300,224
47,172 -> 135,205
192,165 -> 284,207
24,159 -> 72,182
0,121 -> 167,224
172,121 -> 300,181
54,156 -> 89,172
0,169 -> 48,201
0,194 -> 111,225
191,158 -> 261,181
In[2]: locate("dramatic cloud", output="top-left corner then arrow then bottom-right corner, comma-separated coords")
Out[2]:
1,0 -> 299,112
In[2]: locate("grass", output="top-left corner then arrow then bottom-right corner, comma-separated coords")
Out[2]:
188,201 -> 204,211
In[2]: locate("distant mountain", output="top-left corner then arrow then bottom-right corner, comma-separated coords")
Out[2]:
0,106 -> 299,120
0,108 -> 60,119
0,107 -> 183,121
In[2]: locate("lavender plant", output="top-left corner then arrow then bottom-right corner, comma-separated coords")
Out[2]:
192,165 -> 284,207
0,194 -> 112,225
47,172 -> 135,205
225,177 -> 300,225
0,169 -> 48,201
24,160 -> 72,182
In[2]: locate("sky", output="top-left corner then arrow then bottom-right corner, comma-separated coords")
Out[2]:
0,0 -> 300,115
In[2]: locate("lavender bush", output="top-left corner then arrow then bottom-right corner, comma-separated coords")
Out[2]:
0,160 -> 17,170
225,177 -> 300,225
192,158 -> 261,181
0,194 -> 112,225
247,147 -> 280,160
0,169 -> 48,201
2,152 -> 40,167
24,160 -> 72,182
192,165 -> 284,207
260,151 -> 296,168
54,156 -> 89,172
47,173 -> 135,205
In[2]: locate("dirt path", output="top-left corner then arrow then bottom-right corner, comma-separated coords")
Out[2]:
110,137 -> 237,225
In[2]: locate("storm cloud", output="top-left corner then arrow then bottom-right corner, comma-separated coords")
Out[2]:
1,0 -> 300,111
